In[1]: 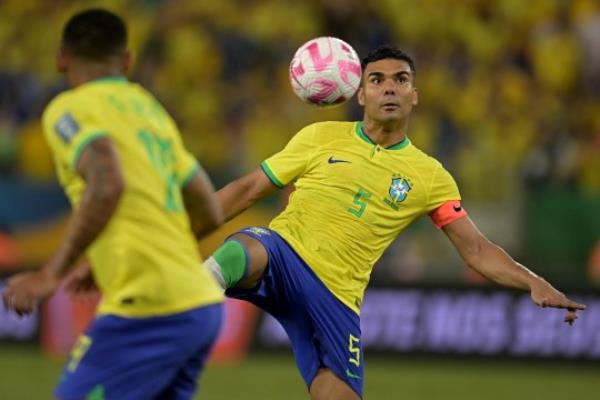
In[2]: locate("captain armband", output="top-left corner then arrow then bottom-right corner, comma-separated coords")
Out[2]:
429,200 -> 467,229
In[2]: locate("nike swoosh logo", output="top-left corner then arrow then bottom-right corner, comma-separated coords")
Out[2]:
345,369 -> 362,380
328,156 -> 351,164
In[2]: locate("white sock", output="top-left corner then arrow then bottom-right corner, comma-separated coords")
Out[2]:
204,256 -> 226,290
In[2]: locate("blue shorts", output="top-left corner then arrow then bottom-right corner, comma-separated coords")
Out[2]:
227,227 -> 364,397
55,303 -> 223,400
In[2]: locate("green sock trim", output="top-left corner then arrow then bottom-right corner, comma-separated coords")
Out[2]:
212,240 -> 248,288
86,385 -> 105,400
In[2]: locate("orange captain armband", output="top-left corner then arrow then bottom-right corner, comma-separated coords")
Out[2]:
429,200 -> 468,229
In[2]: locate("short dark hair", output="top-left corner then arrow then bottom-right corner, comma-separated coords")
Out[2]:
62,8 -> 127,61
361,45 -> 416,77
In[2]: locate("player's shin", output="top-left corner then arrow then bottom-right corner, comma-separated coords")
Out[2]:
204,240 -> 248,289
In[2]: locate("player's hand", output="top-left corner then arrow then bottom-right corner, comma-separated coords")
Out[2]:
529,279 -> 586,325
64,261 -> 98,302
2,269 -> 60,316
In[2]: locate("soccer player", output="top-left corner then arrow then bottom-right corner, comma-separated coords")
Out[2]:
2,9 -> 224,399
205,45 -> 586,400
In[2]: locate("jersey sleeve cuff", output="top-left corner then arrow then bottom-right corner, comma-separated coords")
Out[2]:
70,131 -> 110,171
429,200 -> 467,229
260,161 -> 285,188
181,162 -> 200,187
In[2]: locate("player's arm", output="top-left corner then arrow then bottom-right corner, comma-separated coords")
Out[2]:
217,167 -> 280,222
49,137 -> 124,277
182,167 -> 224,238
2,137 -> 123,315
442,216 -> 586,324
216,123 -> 315,221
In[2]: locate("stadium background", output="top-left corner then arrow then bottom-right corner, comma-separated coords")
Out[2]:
0,0 -> 599,398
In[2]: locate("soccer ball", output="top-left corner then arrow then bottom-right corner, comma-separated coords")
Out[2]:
289,37 -> 362,107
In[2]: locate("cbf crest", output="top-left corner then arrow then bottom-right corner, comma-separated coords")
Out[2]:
383,177 -> 412,210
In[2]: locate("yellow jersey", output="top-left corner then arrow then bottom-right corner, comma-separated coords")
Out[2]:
262,121 -> 461,314
42,76 -> 223,317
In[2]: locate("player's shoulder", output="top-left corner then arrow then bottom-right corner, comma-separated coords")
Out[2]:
404,141 -> 445,170
42,89 -> 78,128
43,82 -> 100,116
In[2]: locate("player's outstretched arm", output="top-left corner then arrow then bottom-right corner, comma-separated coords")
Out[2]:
182,167 -> 223,239
217,167 -> 280,222
2,137 -> 124,315
442,216 -> 586,324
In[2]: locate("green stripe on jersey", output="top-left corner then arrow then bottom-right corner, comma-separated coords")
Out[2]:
260,161 -> 284,188
91,75 -> 129,84
355,121 -> 411,150
181,162 -> 200,187
70,132 -> 110,170
355,121 -> 375,145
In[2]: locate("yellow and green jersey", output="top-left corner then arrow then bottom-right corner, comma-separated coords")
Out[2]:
42,76 -> 223,317
262,121 -> 461,314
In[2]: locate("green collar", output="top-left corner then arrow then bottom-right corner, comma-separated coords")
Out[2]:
355,121 -> 410,150
90,75 -> 129,84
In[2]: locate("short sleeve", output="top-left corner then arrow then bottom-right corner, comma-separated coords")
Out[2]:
425,164 -> 461,212
260,124 -> 317,187
42,96 -> 109,172
425,164 -> 465,228
177,148 -> 200,187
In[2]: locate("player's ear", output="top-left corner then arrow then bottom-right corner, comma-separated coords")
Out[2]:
56,48 -> 68,73
412,87 -> 418,106
121,50 -> 132,73
357,86 -> 365,106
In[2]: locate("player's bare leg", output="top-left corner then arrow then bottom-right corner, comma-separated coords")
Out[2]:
310,368 -> 361,400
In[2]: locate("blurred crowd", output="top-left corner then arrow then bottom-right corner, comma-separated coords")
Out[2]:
0,0 -> 599,284
2,0 -> 599,193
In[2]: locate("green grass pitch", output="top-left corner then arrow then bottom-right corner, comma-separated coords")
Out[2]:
0,344 -> 598,399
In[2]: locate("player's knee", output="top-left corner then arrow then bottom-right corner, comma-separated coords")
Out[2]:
208,233 -> 268,289
209,239 -> 249,289
310,369 -> 361,400
227,233 -> 268,289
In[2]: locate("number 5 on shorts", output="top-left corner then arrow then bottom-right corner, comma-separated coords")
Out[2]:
348,334 -> 360,367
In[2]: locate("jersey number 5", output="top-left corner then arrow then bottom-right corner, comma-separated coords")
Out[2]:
138,129 -> 182,212
347,188 -> 371,218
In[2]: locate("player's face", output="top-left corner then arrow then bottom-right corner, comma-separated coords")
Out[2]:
357,59 -> 418,123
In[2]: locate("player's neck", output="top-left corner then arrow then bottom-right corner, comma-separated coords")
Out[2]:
67,61 -> 126,87
361,119 -> 409,148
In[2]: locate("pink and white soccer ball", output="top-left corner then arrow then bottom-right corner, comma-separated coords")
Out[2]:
289,37 -> 362,107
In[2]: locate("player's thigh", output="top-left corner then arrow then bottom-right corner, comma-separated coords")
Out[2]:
310,368 -> 361,400
229,232 -> 269,289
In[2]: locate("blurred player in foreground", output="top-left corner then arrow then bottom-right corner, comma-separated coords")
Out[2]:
2,9 -> 224,399
205,45 -> 586,400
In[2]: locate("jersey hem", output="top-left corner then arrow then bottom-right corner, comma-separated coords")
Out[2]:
96,294 -> 224,318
